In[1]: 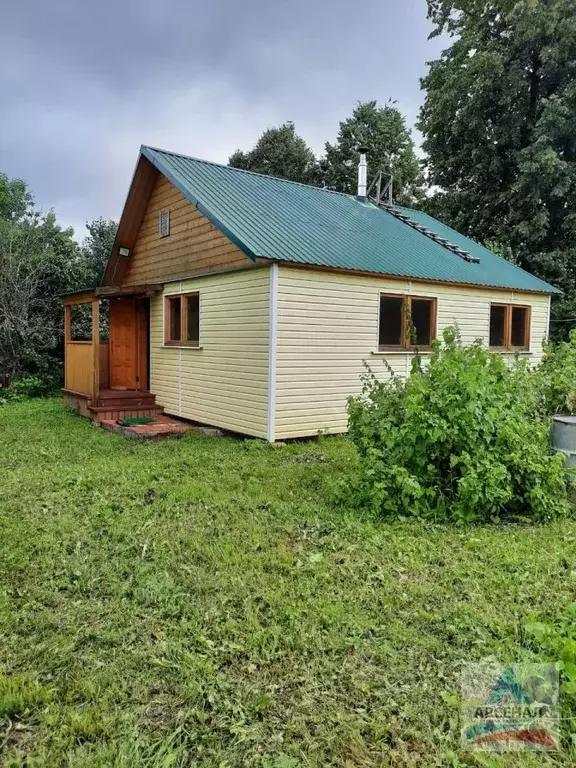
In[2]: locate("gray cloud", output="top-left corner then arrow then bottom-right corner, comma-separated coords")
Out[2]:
0,0 -> 443,240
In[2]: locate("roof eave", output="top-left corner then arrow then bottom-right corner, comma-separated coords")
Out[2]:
262,258 -> 560,295
102,153 -> 159,286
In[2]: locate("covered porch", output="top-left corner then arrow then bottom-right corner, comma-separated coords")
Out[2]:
62,285 -> 162,422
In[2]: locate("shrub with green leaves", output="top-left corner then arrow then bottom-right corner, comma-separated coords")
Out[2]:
346,328 -> 569,523
0,376 -> 56,405
525,604 -> 576,740
536,330 -> 576,416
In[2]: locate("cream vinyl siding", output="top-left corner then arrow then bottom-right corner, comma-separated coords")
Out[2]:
150,267 -> 270,438
275,266 -> 550,440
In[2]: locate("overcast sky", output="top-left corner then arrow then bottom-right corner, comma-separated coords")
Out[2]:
0,0 -> 444,241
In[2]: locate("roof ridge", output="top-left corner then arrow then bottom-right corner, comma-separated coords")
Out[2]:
141,144 -> 354,199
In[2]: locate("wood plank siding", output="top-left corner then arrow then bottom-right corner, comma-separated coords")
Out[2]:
149,267 -> 271,438
64,342 -> 93,396
121,173 -> 253,287
274,266 -> 550,440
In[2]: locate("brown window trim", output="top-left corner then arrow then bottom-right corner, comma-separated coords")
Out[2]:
489,303 -> 531,352
164,291 -> 201,347
378,293 -> 438,351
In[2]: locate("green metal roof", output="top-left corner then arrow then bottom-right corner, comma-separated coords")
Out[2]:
141,145 -> 559,294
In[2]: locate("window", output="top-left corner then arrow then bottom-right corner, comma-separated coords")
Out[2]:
489,304 -> 507,347
511,306 -> 529,348
159,208 -> 170,238
411,298 -> 435,346
164,292 -> 200,347
489,304 -> 530,350
378,294 -> 437,350
186,294 -> 200,346
379,295 -> 403,347
168,296 -> 181,342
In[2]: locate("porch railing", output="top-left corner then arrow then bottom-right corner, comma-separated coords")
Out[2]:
63,297 -> 101,402
64,341 -> 109,396
64,342 -> 93,396
99,343 -> 109,389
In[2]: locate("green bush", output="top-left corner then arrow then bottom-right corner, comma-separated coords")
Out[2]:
525,604 -> 576,739
536,330 -> 576,415
0,376 -> 57,405
345,328 -> 569,523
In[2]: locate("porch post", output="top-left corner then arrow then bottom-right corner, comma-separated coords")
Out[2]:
91,298 -> 100,405
64,303 -> 71,390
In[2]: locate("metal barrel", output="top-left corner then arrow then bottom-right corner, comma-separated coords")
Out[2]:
551,416 -> 576,469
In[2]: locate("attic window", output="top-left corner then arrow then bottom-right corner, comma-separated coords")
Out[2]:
159,208 -> 170,238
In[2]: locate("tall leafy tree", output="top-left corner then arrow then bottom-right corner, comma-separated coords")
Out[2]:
0,174 -> 90,387
229,122 -> 319,184
419,0 -> 576,332
321,101 -> 424,205
81,217 -> 118,286
0,173 -> 33,222
0,210 -> 84,387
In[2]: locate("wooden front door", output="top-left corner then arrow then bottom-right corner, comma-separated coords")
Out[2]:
109,299 -> 148,390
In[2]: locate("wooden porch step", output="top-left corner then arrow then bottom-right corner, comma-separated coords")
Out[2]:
92,390 -> 157,409
90,397 -> 156,411
90,406 -> 164,423
98,389 -> 154,400
89,399 -> 159,413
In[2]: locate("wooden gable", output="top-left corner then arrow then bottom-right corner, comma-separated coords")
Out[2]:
104,157 -> 254,288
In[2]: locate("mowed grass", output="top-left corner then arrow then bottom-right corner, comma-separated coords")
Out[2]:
1,400 -> 576,767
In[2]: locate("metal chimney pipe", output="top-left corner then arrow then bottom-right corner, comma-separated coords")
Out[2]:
357,146 -> 368,199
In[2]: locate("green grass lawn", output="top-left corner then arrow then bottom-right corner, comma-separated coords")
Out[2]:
1,399 -> 576,767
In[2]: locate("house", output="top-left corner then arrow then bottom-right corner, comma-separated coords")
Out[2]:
62,145 -> 559,441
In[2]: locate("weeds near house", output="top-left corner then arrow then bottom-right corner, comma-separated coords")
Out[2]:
524,603 -> 576,744
537,330 -> 576,416
0,376 -> 56,405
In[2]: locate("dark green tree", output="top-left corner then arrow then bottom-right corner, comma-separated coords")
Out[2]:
0,209 -> 85,387
320,101 -> 424,205
80,217 -> 118,286
0,173 -> 34,222
419,0 -> 576,335
229,122 -> 319,184
0,174 -> 91,387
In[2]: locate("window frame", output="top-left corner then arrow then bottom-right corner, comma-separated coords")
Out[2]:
164,291 -> 201,347
378,292 -> 438,352
489,303 -> 531,352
